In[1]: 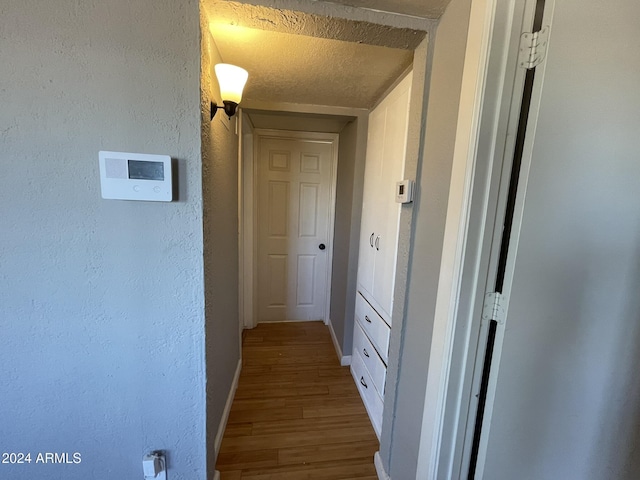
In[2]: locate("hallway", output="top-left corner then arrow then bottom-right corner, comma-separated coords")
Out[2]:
217,322 -> 379,479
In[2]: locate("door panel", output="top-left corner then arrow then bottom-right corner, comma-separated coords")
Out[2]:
357,107 -> 385,300
268,181 -> 289,236
372,81 -> 411,320
298,183 -> 319,237
257,134 -> 336,322
266,254 -> 287,307
482,1 -> 640,478
296,255 -> 316,306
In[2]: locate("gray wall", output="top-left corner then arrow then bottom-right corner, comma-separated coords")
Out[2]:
340,117 -> 369,355
0,0 -> 207,478
201,28 -> 241,476
383,0 -> 471,477
330,118 -> 363,355
380,38 -> 430,462
483,1 -> 640,478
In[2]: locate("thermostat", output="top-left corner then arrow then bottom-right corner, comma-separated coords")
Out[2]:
396,179 -> 414,204
99,151 -> 172,202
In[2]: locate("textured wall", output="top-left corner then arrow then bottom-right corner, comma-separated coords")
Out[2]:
200,25 -> 241,477
0,0 -> 206,478
330,119 -> 359,352
386,0 -> 471,477
379,39 -> 430,468
340,116 -> 369,356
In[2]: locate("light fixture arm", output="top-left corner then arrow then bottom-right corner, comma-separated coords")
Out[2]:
210,100 -> 239,120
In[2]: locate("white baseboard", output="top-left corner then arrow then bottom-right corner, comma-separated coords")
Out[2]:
214,358 -> 242,463
374,451 -> 391,480
327,319 -> 351,366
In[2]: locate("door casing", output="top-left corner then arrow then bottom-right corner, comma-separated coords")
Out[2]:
414,0 -> 552,477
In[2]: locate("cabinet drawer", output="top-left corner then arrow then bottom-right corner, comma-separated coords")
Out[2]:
351,352 -> 383,438
355,292 -> 390,363
354,322 -> 386,397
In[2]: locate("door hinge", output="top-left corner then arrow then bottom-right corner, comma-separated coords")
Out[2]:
482,292 -> 506,325
518,26 -> 549,70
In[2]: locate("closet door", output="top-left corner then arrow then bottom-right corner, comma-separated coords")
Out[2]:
357,106 -> 385,301
371,78 -> 411,321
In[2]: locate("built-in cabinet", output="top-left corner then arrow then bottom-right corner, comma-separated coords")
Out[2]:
351,72 -> 412,438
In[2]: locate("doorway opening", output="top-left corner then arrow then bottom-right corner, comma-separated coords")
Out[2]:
199,1 -> 434,476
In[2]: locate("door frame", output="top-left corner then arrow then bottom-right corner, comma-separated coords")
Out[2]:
414,0 -> 548,477
241,128 -> 339,328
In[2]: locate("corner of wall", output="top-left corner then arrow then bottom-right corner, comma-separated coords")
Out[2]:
384,0 -> 473,478
201,11 -> 242,479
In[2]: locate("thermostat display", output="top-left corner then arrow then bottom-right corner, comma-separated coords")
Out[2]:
99,151 -> 172,202
128,160 -> 164,181
395,179 -> 414,204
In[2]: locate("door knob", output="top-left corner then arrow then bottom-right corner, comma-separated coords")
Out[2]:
319,243 -> 326,250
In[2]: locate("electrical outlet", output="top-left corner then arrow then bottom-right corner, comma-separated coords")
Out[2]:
143,451 -> 167,480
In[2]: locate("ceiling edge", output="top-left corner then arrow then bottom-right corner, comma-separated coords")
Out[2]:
205,0 -> 437,32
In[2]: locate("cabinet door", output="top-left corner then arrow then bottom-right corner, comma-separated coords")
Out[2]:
357,106 -> 385,300
371,78 -> 412,320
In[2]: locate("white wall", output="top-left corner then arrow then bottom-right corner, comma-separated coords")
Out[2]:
0,1 -> 207,478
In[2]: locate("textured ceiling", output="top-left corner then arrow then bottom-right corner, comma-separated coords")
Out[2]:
210,24 -> 413,108
321,0 -> 451,19
206,0 -> 427,50
203,0 -> 431,109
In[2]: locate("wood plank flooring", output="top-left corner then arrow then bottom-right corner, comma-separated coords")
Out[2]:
216,321 -> 379,479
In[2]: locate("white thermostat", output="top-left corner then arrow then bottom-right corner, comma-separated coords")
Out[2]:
396,179 -> 415,204
99,151 -> 172,202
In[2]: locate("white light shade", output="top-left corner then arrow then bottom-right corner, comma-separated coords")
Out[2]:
214,63 -> 248,104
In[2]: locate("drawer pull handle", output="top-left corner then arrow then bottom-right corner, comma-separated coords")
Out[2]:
360,376 -> 368,389
375,235 -> 380,251
370,233 -> 375,247
365,315 -> 372,323
363,348 -> 370,358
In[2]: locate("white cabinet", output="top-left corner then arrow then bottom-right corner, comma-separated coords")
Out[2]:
351,348 -> 384,436
356,74 -> 412,324
351,72 -> 412,439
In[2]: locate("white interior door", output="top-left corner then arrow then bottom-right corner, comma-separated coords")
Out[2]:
357,106 -> 384,301
372,76 -> 411,321
256,131 -> 337,322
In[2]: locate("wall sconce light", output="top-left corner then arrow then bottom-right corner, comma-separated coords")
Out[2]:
210,63 -> 248,120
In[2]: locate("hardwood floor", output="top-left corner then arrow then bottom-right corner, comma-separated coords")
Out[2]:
216,321 -> 379,479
